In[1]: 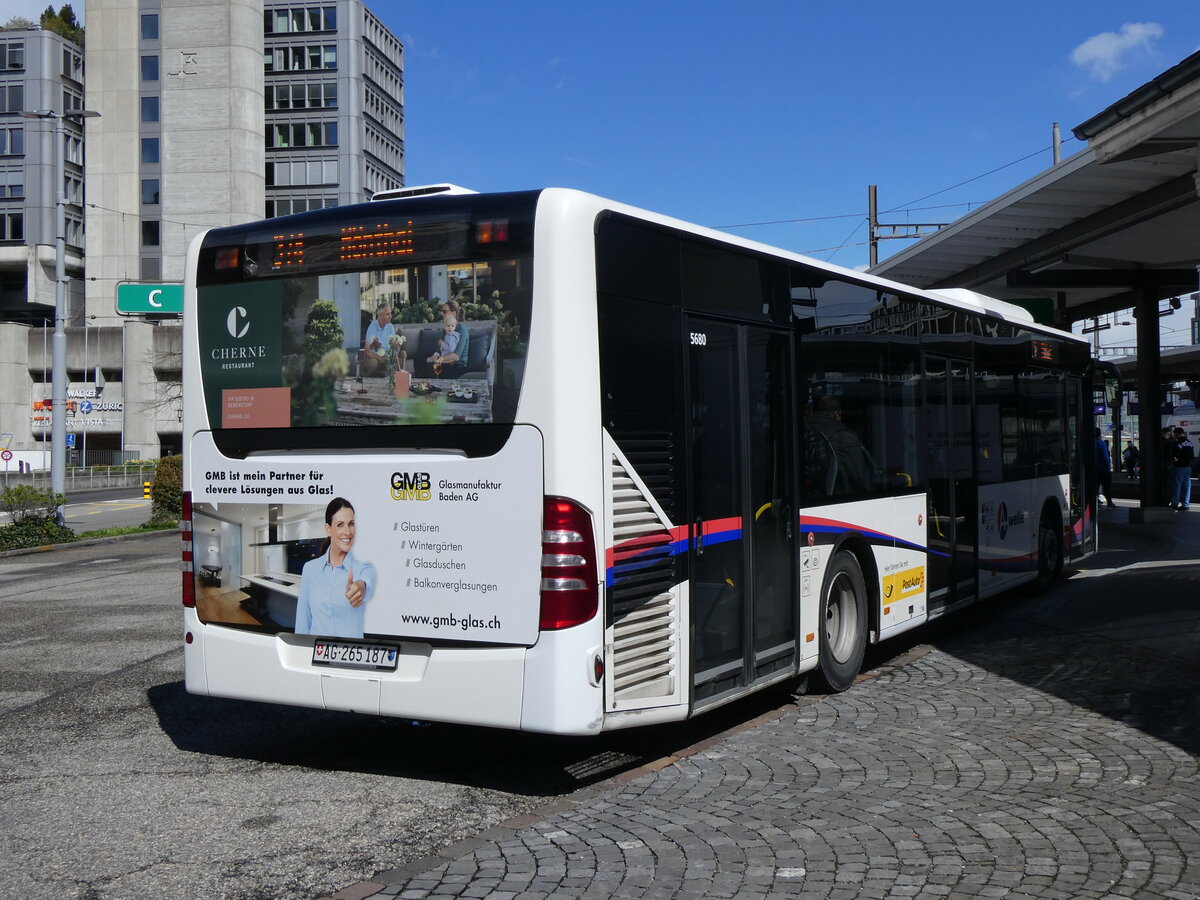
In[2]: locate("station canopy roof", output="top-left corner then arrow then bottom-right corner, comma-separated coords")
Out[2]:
870,50 -> 1200,332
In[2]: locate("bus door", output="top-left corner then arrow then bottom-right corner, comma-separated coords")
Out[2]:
686,317 -> 797,703
924,355 -> 977,611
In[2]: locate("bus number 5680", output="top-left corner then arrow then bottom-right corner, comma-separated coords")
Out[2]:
690,332 -> 707,346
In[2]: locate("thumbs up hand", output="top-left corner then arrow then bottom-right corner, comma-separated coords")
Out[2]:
345,568 -> 366,607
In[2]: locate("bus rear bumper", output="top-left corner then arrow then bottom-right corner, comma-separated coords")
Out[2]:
183,608 -> 526,729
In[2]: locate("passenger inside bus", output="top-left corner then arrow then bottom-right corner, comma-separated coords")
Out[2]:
806,396 -> 877,496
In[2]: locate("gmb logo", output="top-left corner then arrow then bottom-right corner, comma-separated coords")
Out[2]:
391,472 -> 431,501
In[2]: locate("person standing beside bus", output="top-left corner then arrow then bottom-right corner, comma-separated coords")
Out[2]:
295,497 -> 377,637
1169,427 -> 1194,510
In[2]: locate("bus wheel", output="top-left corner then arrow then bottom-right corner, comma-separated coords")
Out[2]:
816,551 -> 867,692
1035,510 -> 1063,591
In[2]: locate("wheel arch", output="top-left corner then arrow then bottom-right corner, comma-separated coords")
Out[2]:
829,532 -> 880,644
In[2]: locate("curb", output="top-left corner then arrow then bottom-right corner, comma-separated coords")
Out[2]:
0,527 -> 181,559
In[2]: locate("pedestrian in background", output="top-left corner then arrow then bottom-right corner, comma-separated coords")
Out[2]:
1095,428 -> 1115,508
1169,427 -> 1194,510
1162,427 -> 1175,505
1122,441 -> 1140,479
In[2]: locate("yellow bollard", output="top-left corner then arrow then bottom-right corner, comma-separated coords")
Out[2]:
143,481 -> 151,499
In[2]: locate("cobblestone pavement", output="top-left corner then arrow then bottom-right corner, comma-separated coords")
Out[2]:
331,508 -> 1200,900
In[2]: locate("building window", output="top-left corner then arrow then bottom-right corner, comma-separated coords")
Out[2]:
0,126 -> 22,155
2,212 -> 23,240
65,214 -> 82,247
140,14 -> 159,40
265,44 -> 336,72
1,41 -> 23,71
266,196 -> 333,217
142,220 -> 160,247
1,169 -> 24,198
62,48 -> 82,80
267,158 -> 338,187
141,96 -> 159,123
141,55 -> 159,81
64,135 -> 83,165
1,84 -> 24,114
141,178 -> 160,205
141,138 -> 160,164
269,121 -> 337,148
313,82 -> 336,107
264,7 -> 337,33
265,82 -> 337,110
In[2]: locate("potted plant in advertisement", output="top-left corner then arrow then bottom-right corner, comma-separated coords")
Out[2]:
387,333 -> 409,396
289,299 -> 348,425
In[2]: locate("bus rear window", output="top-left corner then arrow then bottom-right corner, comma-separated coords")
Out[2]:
196,258 -> 531,429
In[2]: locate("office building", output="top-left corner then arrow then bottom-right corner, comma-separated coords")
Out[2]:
0,24 -> 88,463
264,0 -> 405,216
0,1 -> 404,464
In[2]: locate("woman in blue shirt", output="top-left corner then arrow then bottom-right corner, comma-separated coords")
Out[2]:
295,497 -> 377,638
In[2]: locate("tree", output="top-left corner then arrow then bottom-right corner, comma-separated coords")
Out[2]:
40,4 -> 83,46
150,454 -> 182,524
0,485 -> 74,550
2,17 -> 37,30
302,299 -> 344,362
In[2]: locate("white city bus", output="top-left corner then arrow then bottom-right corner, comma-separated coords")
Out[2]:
181,186 -> 1097,734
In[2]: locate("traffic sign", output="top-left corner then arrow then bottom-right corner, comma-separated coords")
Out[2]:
1,449 -> 11,461
116,283 -> 183,315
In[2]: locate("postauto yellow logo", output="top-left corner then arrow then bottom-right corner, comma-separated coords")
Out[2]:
391,471 -> 431,501
883,566 -> 925,602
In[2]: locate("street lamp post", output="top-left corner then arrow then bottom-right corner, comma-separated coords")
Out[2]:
21,108 -> 99,525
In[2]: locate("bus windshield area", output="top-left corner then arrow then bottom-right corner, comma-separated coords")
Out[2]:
197,257 -> 532,429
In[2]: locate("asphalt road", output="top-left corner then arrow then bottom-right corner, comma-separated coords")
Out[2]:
4,507 -> 1196,900
0,532 -> 798,900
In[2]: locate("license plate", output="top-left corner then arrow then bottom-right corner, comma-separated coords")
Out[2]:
312,639 -> 399,671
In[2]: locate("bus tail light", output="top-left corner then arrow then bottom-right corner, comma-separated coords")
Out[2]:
181,490 -> 195,608
539,496 -> 598,631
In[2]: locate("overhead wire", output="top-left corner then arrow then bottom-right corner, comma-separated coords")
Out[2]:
711,136 -> 1083,261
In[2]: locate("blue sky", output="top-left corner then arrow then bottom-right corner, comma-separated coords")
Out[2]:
11,0 -> 1197,273
376,1 -> 1198,272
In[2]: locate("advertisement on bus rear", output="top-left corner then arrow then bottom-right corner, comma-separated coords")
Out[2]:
188,427 -> 542,645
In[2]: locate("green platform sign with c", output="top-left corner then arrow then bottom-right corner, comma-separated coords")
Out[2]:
116,283 -> 184,315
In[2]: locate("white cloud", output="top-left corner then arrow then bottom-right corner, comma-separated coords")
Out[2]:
1071,22 -> 1164,82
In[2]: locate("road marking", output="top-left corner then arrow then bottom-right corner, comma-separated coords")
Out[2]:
1074,558 -> 1200,578
0,635 -> 49,647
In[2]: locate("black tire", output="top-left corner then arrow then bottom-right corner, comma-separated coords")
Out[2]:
1034,508 -> 1064,592
815,551 -> 867,692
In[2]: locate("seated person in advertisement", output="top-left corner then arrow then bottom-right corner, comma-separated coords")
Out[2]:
295,497 -> 377,639
358,303 -> 396,377
421,312 -> 469,378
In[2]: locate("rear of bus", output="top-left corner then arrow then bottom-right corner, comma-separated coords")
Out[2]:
181,189 -> 608,734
